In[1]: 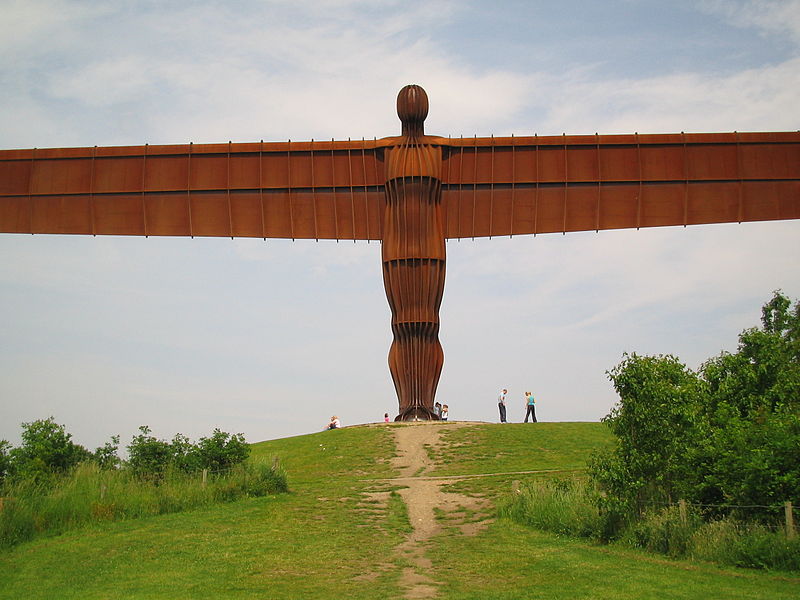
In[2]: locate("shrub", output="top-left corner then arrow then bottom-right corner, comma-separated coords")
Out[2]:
194,429 -> 250,472
126,426 -> 251,479
92,435 -> 121,470
0,440 -> 12,484
127,426 -> 173,479
7,418 -> 91,484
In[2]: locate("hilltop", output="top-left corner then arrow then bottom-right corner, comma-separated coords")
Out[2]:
1,422 -> 798,599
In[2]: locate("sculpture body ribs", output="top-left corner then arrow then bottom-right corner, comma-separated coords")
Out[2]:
0,85 -> 798,420
383,85 -> 446,420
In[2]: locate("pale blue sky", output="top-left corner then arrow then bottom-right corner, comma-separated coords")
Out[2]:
1,0 -> 798,451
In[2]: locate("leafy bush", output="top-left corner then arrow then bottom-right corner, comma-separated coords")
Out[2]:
4,418 -> 92,485
126,426 -> 251,478
506,293 -> 800,572
0,441 -> 12,483
194,429 -> 250,472
590,292 -> 800,535
127,426 -> 174,478
92,435 -> 121,470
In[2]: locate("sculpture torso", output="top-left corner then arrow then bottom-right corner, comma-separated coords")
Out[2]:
381,86 -> 446,420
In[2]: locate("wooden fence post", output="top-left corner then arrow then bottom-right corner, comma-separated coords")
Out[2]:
678,499 -> 687,526
272,456 -> 280,470
786,501 -> 796,539
202,468 -> 208,488
512,480 -> 520,494
100,483 -> 107,500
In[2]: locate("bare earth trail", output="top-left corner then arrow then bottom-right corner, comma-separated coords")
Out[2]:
383,423 -> 493,599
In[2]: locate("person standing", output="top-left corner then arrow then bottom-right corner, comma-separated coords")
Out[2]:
498,389 -> 508,423
524,391 -> 537,423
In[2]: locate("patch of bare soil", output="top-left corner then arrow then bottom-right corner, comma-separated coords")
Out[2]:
387,423 -> 492,599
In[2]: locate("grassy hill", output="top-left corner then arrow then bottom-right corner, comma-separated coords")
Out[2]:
1,422 -> 798,599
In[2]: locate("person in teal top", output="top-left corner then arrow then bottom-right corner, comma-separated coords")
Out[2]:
524,391 -> 537,423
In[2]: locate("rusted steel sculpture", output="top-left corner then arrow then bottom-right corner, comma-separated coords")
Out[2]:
1,85 -> 799,420
381,86 -> 446,420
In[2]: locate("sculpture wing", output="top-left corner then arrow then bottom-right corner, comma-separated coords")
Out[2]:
440,132 -> 800,238
0,139 -> 385,240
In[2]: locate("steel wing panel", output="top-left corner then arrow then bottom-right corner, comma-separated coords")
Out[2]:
0,140 -> 386,240
440,132 -> 800,238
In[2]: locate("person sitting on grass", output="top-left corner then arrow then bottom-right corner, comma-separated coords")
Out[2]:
326,416 -> 340,430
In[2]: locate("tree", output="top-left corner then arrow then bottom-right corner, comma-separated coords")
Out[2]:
0,440 -> 12,484
126,426 -> 173,478
125,426 -> 251,477
93,435 -> 121,470
591,292 -> 800,530
589,353 -> 703,523
10,417 -> 91,481
696,291 -> 800,513
193,429 -> 250,472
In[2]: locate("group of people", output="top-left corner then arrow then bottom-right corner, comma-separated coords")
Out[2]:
333,391 -> 535,428
497,389 -> 537,423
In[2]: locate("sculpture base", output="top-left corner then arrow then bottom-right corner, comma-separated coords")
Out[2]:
395,407 -> 440,422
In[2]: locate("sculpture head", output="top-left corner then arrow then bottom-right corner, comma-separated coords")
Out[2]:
397,84 -> 428,138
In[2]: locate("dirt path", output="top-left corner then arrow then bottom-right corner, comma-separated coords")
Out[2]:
387,423 -> 492,599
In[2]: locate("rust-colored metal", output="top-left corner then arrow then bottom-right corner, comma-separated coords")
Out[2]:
381,85 -> 446,420
1,86 -> 799,420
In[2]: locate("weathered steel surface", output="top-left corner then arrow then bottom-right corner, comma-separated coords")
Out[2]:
1,85 -> 799,420
2,132 -> 796,241
0,140 -> 386,240
382,85 -> 446,420
439,132 -> 800,237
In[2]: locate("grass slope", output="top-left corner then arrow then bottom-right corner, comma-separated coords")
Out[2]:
1,422 -> 797,599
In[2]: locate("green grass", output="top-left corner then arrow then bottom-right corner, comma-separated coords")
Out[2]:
435,422 -> 615,475
1,421 -> 798,599
0,460 -> 286,549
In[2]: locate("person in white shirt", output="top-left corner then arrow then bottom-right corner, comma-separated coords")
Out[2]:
498,389 -> 508,423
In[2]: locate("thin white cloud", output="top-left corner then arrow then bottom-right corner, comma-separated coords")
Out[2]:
701,0 -> 800,45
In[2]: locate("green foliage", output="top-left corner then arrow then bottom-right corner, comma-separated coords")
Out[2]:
6,418 -> 91,484
690,518 -> 800,571
695,291 -> 800,513
194,429 -> 250,472
92,435 -> 120,470
126,426 -> 251,478
499,478 -> 601,538
0,459 -> 287,549
621,504 -> 701,557
580,291 -> 800,570
0,441 -> 11,484
126,426 -> 174,478
3,423 -> 799,599
590,353 -> 702,523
